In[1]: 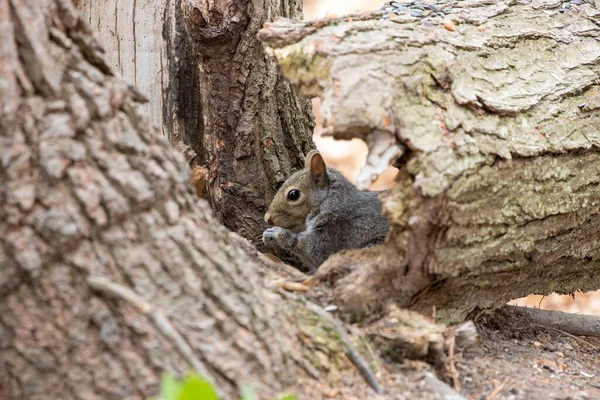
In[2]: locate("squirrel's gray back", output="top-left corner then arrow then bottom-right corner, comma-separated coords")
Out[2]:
307,167 -> 390,264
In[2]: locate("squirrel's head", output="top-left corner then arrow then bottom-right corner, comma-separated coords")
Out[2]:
264,150 -> 328,233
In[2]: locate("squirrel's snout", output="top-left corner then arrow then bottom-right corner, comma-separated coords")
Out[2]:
264,212 -> 273,225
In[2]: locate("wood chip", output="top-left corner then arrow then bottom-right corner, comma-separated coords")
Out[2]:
276,280 -> 309,292
444,20 -> 456,31
263,253 -> 284,263
302,277 -> 319,286
486,378 -> 508,400
541,359 -> 558,372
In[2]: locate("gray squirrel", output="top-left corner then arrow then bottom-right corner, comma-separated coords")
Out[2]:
262,150 -> 390,272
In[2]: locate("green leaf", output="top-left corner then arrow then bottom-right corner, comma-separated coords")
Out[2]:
179,374 -> 219,400
240,384 -> 257,400
278,395 -> 296,400
159,373 -> 184,400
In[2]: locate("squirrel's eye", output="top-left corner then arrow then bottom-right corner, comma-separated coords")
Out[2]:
287,189 -> 300,201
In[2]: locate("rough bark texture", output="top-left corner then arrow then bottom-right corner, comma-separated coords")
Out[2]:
182,0 -> 315,248
73,0 -> 206,164
0,1 -> 351,398
75,0 -> 316,261
259,0 -> 600,322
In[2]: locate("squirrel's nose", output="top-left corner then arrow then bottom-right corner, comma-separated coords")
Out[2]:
264,212 -> 273,225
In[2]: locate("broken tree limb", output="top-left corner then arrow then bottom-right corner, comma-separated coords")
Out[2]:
507,305 -> 600,338
260,1 -> 600,322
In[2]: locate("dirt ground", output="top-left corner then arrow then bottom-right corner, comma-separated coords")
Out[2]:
324,308 -> 600,399
458,310 -> 600,399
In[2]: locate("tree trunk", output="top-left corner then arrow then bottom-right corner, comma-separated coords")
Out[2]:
0,1 -> 329,398
181,0 -> 315,247
259,1 -> 600,322
73,0 -> 206,164
75,0 -> 316,249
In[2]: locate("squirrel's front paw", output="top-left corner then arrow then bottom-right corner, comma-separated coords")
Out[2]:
262,227 -> 296,249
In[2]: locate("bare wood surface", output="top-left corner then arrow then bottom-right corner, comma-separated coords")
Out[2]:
74,0 -> 205,161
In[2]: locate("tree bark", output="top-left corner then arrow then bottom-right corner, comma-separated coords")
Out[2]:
506,305 -> 600,338
259,1 -> 600,322
75,0 -> 316,250
73,0 -> 206,164
181,0 -> 316,248
0,1 -> 334,398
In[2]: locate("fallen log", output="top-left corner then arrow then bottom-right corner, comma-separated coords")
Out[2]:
259,0 -> 600,322
507,305 -> 600,338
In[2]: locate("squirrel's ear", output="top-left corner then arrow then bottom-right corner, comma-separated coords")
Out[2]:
306,150 -> 327,188
304,150 -> 321,169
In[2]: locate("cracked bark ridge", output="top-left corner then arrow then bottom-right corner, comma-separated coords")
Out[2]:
260,1 -> 600,321
182,0 -> 315,250
0,1 -> 333,398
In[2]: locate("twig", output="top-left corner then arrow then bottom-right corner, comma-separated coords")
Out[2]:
275,288 -> 383,393
533,324 -> 598,350
588,16 -> 600,27
305,301 -> 384,394
421,372 -> 466,400
408,283 -> 433,307
87,276 -> 217,386
447,331 -> 462,392
537,295 -> 545,309
361,335 -> 382,378
486,378 -> 508,400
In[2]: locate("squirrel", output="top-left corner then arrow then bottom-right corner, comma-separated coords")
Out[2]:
262,150 -> 390,273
